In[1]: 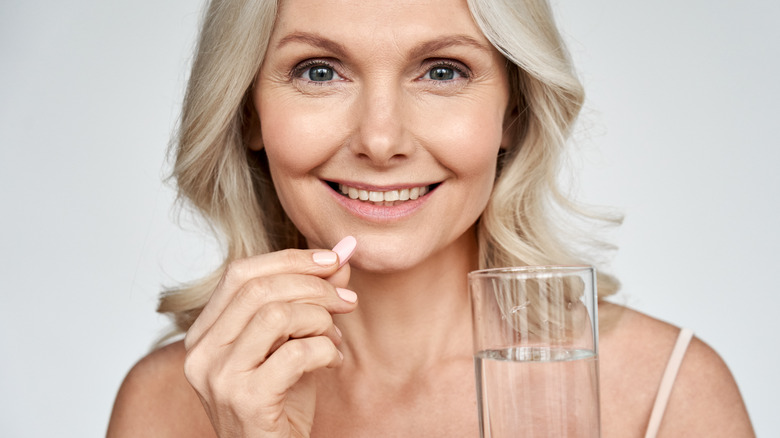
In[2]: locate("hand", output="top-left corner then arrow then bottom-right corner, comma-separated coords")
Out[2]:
183,237 -> 358,437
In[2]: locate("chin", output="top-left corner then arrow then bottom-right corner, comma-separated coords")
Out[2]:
348,239 -> 433,274
351,257 -> 419,275
350,230 -> 476,276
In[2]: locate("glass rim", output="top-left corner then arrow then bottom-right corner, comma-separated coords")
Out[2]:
468,265 -> 594,279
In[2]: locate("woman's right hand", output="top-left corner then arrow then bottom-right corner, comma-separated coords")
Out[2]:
183,237 -> 358,438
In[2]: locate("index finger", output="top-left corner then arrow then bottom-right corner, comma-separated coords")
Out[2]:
186,236 -> 356,348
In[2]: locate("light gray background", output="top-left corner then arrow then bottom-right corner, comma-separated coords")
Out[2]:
1,0 -> 777,436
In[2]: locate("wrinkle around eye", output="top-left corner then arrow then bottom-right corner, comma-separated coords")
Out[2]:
417,58 -> 471,83
291,58 -> 349,86
298,65 -> 344,82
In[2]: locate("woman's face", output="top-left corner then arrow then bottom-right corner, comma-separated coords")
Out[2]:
253,0 -> 512,272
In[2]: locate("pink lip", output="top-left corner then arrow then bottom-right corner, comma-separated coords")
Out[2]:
322,180 -> 437,222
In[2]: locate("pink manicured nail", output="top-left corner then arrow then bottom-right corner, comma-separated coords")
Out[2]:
331,236 -> 357,268
312,251 -> 338,266
336,287 -> 358,303
334,325 -> 342,337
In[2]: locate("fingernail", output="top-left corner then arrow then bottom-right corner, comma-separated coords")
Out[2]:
332,236 -> 357,268
334,325 -> 342,338
312,251 -> 338,266
336,287 -> 358,303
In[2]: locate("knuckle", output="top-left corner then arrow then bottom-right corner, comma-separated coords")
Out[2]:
257,301 -> 291,329
279,248 -> 332,274
308,337 -> 340,368
224,259 -> 249,284
237,276 -> 271,305
209,366 -> 234,396
283,337 -> 336,367
314,335 -> 337,354
279,248 -> 305,269
223,259 -> 242,279
183,330 -> 196,350
185,350 -> 235,401
279,339 -> 308,364
183,348 -> 206,389
183,325 -> 205,350
311,306 -> 334,329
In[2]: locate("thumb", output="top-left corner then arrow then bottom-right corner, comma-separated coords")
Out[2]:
327,263 -> 351,288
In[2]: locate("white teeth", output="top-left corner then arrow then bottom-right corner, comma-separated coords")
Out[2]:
335,183 -> 431,204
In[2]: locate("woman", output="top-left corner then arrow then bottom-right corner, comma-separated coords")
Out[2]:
107,0 -> 754,436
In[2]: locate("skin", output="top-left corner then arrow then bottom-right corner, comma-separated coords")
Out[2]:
106,0 -> 755,437
254,0 -> 511,272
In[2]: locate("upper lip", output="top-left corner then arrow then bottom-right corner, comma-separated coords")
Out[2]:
325,180 -> 439,191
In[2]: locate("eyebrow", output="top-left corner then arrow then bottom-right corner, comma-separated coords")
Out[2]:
276,32 -> 349,56
408,35 -> 494,59
276,31 -> 494,59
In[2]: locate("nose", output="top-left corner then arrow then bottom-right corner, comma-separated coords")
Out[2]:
349,83 -> 414,165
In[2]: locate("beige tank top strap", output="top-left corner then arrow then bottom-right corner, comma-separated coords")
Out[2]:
644,327 -> 694,438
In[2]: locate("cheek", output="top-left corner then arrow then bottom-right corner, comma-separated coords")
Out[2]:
421,102 -> 505,219
258,95 -> 348,176
418,104 -> 504,180
256,96 -> 349,232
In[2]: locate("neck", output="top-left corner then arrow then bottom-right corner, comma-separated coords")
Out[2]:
335,231 -> 478,375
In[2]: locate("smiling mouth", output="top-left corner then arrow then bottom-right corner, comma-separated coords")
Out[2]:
326,181 -> 439,206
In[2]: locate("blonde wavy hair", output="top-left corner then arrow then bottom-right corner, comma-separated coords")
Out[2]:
159,0 -> 620,334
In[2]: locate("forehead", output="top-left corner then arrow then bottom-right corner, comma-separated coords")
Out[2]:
271,0 -> 490,50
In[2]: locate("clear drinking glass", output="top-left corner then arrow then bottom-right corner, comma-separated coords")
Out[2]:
469,266 -> 600,438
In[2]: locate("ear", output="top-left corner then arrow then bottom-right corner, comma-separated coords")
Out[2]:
246,100 -> 264,151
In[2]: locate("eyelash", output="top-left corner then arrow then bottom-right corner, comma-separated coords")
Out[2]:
422,60 -> 470,81
288,58 -> 471,84
290,59 -> 342,84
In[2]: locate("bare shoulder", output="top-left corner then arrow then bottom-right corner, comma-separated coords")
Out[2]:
106,340 -> 215,438
657,326 -> 755,436
598,302 -> 755,437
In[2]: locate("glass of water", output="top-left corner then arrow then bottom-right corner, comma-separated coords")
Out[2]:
469,266 -> 600,438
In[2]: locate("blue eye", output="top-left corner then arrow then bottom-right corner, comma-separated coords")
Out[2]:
429,67 -> 455,81
308,66 -> 334,81
295,62 -> 343,83
423,63 -> 467,81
